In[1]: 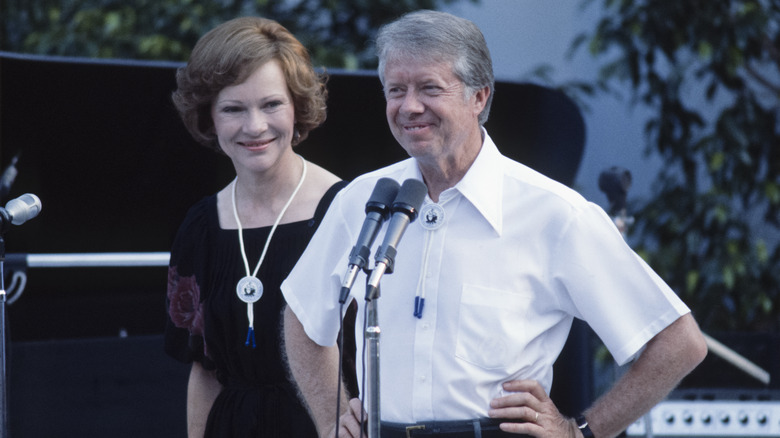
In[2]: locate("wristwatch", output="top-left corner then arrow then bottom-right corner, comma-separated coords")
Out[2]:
576,415 -> 595,438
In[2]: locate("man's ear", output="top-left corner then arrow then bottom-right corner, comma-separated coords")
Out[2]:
472,85 -> 490,116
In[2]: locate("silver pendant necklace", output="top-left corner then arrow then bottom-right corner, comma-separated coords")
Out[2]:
231,155 -> 307,347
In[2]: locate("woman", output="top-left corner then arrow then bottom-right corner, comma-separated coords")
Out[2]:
164,17 -> 346,437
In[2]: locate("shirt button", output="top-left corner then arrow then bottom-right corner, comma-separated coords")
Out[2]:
422,323 -> 430,330
419,375 -> 427,382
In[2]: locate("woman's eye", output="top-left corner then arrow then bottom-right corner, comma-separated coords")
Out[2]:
262,100 -> 288,112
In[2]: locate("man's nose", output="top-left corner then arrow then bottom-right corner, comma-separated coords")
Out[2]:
399,91 -> 425,114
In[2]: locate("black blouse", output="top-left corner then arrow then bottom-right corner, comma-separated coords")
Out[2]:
165,181 -> 350,437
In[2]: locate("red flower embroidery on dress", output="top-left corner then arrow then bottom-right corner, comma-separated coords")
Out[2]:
167,266 -> 205,337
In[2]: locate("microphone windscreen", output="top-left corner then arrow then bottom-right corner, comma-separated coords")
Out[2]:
367,178 -> 401,211
6,193 -> 42,225
393,179 -> 428,218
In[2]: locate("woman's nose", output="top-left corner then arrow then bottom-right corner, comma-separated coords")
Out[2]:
243,109 -> 268,134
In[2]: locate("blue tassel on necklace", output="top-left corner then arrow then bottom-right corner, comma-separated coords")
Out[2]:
413,296 -> 425,319
245,327 -> 256,348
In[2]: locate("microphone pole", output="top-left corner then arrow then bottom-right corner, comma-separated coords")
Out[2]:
364,179 -> 427,438
0,193 -> 42,438
0,232 -> 7,438
365,284 -> 382,438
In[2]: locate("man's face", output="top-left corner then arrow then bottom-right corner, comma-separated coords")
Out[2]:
383,57 -> 486,165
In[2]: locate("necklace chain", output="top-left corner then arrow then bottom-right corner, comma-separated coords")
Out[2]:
231,155 -> 308,348
231,155 -> 308,279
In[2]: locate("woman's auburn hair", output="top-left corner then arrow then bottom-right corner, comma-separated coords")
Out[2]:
172,16 -> 327,151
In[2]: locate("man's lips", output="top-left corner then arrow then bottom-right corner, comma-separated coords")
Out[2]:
402,123 -> 432,132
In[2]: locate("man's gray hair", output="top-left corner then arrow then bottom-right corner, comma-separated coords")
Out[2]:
375,10 -> 495,125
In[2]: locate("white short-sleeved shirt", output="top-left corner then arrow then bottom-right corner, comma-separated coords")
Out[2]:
282,131 -> 689,423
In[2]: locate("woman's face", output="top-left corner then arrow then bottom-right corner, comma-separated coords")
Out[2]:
211,59 -> 296,175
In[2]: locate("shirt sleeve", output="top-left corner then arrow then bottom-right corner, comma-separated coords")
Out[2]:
164,198 -> 213,367
552,202 -> 690,365
281,189 -> 355,347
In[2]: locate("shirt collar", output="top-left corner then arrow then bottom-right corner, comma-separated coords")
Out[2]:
412,128 -> 504,236
457,129 -> 504,235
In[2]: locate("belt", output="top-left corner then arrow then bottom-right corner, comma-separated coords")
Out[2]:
380,418 -> 529,438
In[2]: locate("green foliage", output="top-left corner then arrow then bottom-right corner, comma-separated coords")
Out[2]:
576,0 -> 780,332
1,0 -> 220,61
0,0 -> 475,68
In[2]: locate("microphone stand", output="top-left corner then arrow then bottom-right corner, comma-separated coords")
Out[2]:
358,178 -> 426,438
0,193 -> 43,438
365,280 -> 381,438
0,234 -> 9,438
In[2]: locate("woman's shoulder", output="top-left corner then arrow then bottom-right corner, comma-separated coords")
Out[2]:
182,194 -> 217,224
169,194 -> 218,274
307,160 -> 342,190
293,160 -> 344,222
300,161 -> 342,200
174,194 -> 219,242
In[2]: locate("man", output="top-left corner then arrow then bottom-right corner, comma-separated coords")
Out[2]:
283,10 -> 707,438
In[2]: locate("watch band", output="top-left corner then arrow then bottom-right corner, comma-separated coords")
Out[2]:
576,415 -> 595,438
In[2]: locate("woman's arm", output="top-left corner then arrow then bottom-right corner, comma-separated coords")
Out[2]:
187,361 -> 222,438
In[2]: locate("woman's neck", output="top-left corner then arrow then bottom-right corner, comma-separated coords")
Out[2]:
232,153 -> 305,227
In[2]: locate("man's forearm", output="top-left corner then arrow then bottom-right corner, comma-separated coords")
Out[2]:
283,306 -> 348,436
583,313 -> 707,438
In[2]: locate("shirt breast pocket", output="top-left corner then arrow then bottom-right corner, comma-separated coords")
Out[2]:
455,284 -> 532,370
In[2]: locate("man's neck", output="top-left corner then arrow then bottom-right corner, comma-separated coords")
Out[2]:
417,128 -> 484,202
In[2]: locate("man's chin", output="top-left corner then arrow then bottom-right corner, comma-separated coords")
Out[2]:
397,133 -> 437,150
400,142 -> 434,159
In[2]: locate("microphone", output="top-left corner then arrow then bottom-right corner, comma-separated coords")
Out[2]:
339,178 -> 400,303
5,193 -> 42,225
365,179 -> 427,300
0,193 -> 42,232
